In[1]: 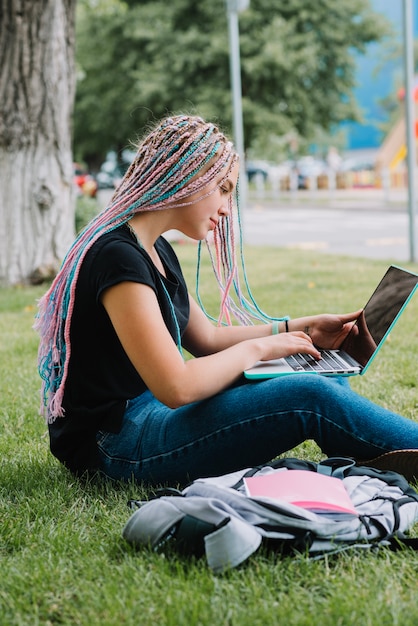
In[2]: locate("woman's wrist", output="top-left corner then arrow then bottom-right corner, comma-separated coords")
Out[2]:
271,319 -> 290,335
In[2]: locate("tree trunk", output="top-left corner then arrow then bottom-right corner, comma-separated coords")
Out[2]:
0,0 -> 76,285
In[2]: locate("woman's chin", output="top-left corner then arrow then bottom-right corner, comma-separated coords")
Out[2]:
205,231 -> 215,244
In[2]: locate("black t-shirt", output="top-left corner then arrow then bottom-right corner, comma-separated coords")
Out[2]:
48,224 -> 190,474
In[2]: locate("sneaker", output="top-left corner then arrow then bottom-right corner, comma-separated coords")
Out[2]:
358,449 -> 418,483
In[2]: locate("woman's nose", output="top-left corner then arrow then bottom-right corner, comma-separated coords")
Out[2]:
219,198 -> 230,217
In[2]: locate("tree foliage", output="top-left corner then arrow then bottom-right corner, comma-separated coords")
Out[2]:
74,0 -> 390,164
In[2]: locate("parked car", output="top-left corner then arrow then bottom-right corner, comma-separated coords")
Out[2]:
340,157 -> 375,172
246,160 -> 270,182
96,149 -> 135,190
294,157 -> 327,189
73,163 -> 98,197
96,164 -> 125,190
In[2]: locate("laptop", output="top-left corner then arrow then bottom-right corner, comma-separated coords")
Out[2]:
244,265 -> 418,380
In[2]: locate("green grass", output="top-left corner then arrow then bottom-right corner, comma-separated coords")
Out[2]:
1,247 -> 418,626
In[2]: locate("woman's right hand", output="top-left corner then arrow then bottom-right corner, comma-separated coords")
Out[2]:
259,331 -> 321,362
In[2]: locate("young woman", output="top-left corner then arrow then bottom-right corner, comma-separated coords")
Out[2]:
35,115 -> 418,485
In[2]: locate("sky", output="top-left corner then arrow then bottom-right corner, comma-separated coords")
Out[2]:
346,0 -> 417,150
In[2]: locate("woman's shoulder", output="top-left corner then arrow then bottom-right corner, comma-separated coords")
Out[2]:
94,226 -> 175,260
87,224 -> 143,264
82,225 -> 184,289
94,223 -> 134,251
82,225 -> 155,290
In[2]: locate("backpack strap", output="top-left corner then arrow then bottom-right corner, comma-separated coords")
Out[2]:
123,498 -> 187,550
347,465 -> 418,501
175,514 -> 222,557
230,457 -> 317,490
204,515 -> 262,573
316,457 -> 356,479
242,456 -> 357,480
388,536 -> 418,551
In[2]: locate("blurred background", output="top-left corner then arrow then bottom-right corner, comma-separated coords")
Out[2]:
72,0 -> 418,199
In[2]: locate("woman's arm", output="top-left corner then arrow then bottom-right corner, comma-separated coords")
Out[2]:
101,282 -> 319,408
182,296 -> 275,356
184,296 -> 361,355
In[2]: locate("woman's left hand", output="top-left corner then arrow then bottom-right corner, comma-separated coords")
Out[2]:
298,310 -> 362,349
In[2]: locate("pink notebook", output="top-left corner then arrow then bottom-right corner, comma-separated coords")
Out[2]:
244,470 -> 358,516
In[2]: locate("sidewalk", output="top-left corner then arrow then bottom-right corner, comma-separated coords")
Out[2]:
247,186 -> 410,213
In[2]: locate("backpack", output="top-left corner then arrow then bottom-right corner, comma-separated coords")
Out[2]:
122,457 -> 418,573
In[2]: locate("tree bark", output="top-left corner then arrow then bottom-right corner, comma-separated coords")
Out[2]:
0,0 -> 76,285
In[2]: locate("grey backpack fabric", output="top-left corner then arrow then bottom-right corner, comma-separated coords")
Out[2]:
122,457 -> 418,573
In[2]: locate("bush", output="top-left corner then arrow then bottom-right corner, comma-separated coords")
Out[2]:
75,195 -> 100,233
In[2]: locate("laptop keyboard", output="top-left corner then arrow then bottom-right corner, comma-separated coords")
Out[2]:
285,350 -> 355,372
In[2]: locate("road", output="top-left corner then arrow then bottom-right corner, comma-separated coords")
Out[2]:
243,204 -> 413,261
98,188 -> 418,262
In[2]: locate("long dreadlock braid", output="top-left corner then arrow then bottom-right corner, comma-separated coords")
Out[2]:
35,114 -> 285,422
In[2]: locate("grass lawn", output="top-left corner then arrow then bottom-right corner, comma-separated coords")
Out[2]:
1,245 -> 418,626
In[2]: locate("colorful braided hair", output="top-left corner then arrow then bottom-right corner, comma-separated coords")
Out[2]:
35,114 -> 285,422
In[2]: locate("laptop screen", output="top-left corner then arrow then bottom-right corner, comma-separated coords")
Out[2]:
339,265 -> 418,368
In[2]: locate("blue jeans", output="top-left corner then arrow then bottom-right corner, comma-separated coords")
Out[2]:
96,375 -> 418,485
